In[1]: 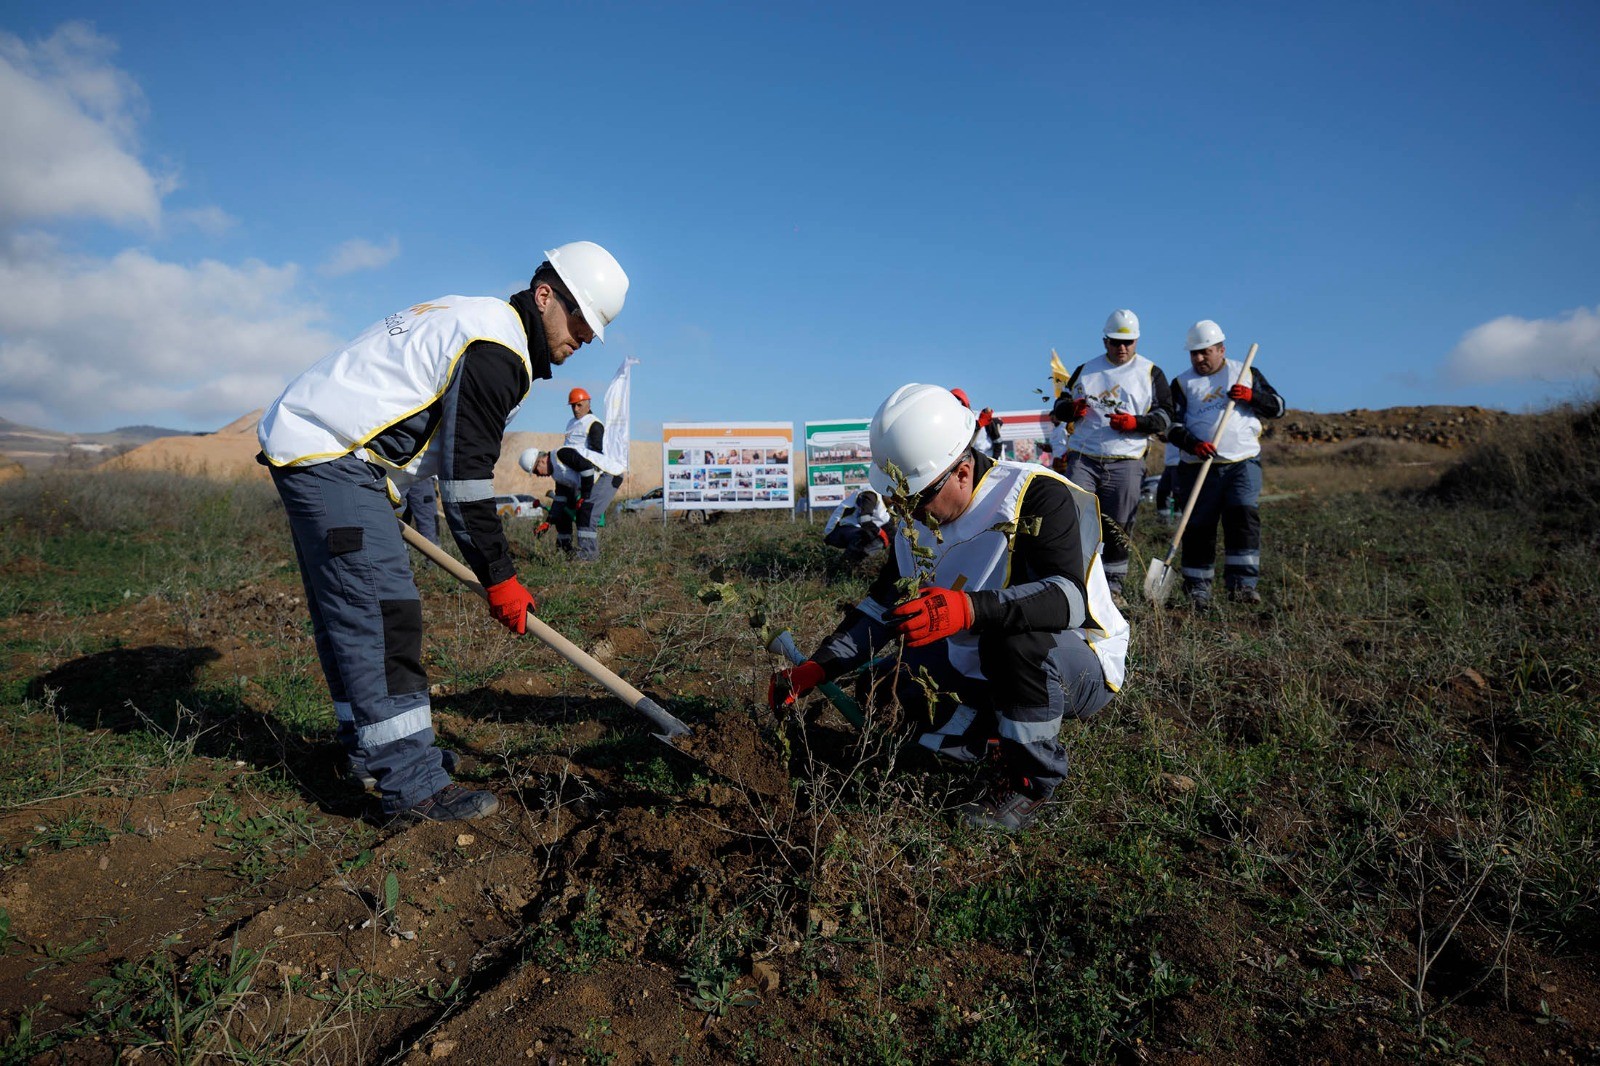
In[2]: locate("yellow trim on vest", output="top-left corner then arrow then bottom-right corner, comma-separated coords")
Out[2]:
269,330 -> 532,469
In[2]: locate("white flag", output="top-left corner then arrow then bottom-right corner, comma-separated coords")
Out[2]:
600,356 -> 637,475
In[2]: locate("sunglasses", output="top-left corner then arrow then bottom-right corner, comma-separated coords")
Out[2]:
914,462 -> 960,511
550,286 -> 581,317
1106,337 -> 1136,347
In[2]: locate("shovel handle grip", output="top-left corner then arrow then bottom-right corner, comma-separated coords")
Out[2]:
397,520 -> 690,738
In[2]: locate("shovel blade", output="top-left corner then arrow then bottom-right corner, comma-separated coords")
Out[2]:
1144,558 -> 1179,605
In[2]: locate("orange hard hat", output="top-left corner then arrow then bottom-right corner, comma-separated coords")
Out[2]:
949,387 -> 971,409
568,387 -> 590,404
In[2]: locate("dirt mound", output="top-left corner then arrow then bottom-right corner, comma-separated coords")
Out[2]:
1266,405 -> 1517,450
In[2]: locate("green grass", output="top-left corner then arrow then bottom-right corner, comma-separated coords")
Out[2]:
1,418 -> 1597,1061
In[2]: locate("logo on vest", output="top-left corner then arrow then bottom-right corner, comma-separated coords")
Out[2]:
1089,384 -> 1124,411
409,303 -> 449,316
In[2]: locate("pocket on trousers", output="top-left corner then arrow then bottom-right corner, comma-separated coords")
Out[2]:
327,527 -> 364,556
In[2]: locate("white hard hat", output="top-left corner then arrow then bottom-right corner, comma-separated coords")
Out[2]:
544,241 -> 628,343
1104,309 -> 1140,340
867,383 -> 977,495
517,447 -> 541,473
1186,319 -> 1226,351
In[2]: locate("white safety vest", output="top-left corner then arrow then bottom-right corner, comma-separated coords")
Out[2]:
560,412 -> 624,477
259,297 -> 531,471
1173,358 -> 1263,463
1067,353 -> 1160,460
892,460 -> 1129,691
1048,422 -> 1069,459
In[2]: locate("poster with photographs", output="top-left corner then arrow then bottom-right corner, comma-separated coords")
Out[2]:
983,409 -> 1054,464
803,419 -> 872,510
661,422 -> 795,512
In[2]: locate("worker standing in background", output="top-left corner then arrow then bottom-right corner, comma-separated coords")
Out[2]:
1058,310 -> 1174,597
770,384 -> 1128,833
1167,319 -> 1287,606
257,241 -> 628,823
951,387 -> 1005,459
400,476 -> 441,545
551,387 -> 623,561
1046,404 -> 1071,474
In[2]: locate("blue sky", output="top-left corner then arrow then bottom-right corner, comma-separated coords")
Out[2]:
2,1 -> 1597,437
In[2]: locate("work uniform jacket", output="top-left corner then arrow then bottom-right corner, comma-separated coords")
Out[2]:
259,290 -> 554,586
1063,353 -> 1173,460
811,455 -> 1129,692
554,413 -> 617,495
1168,359 -> 1286,463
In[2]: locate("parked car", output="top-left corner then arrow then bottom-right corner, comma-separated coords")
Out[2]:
495,494 -> 546,521
619,487 -> 719,524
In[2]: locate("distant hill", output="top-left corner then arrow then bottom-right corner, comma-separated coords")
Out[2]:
0,416 -> 194,471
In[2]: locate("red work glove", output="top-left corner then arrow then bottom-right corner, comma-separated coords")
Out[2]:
1193,440 -> 1218,460
769,660 -> 825,710
1228,383 -> 1253,403
1069,398 -> 1089,420
976,407 -> 993,428
1108,412 -> 1139,432
485,576 -> 536,635
888,587 -> 974,648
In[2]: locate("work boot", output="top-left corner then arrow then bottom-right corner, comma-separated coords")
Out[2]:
389,783 -> 498,825
1229,587 -> 1263,605
349,748 -> 458,792
961,786 -> 1047,833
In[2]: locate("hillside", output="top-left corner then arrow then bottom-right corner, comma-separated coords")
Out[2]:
104,413 -> 667,496
0,417 -> 192,471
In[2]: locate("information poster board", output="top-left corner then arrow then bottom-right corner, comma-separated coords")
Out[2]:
662,422 -> 795,511
985,409 -> 1054,464
803,419 -> 872,509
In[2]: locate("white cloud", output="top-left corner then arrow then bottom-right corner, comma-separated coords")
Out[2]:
169,205 -> 238,237
1445,305 -> 1600,385
0,23 -> 346,432
0,235 -> 342,429
0,22 -> 165,227
320,236 -> 400,277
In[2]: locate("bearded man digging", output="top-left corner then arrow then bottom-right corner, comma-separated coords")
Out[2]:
257,242 -> 628,824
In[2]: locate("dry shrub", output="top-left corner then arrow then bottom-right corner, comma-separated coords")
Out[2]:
1432,397 -> 1600,527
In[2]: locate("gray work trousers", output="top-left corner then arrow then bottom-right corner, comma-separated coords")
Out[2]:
871,629 -> 1113,800
402,477 -> 439,545
270,455 -> 451,812
1063,453 -> 1143,590
553,475 -> 620,562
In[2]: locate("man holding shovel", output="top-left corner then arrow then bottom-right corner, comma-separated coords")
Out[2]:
1056,309 -> 1174,597
768,384 -> 1128,833
257,242 -> 628,823
1167,320 -> 1286,606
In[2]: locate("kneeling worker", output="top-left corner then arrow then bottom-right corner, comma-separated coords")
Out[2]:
769,384 -> 1128,832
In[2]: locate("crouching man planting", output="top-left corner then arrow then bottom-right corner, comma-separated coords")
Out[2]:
770,383 -> 1129,832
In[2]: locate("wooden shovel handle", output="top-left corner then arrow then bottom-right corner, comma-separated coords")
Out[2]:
397,519 -> 690,738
